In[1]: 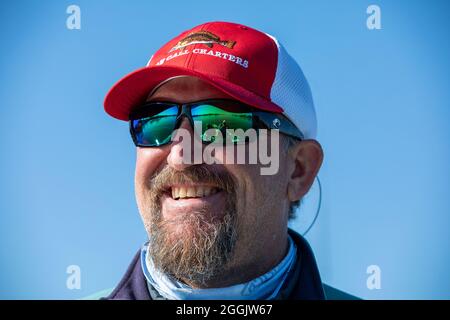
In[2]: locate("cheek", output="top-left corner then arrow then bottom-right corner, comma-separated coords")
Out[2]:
135,147 -> 168,187
211,145 -> 278,197
230,163 -> 288,212
222,163 -> 265,209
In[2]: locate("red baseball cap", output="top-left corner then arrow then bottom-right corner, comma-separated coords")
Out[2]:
104,21 -> 317,139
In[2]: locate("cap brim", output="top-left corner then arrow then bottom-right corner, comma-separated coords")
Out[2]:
104,65 -> 283,120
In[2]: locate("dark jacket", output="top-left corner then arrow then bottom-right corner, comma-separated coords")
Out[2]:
103,229 -> 357,300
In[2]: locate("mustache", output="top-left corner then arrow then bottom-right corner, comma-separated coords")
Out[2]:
149,165 -> 236,196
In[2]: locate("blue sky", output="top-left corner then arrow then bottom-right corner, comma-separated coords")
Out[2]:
0,0 -> 449,299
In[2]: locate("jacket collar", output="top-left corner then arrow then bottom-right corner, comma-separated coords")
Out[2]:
105,229 -> 325,300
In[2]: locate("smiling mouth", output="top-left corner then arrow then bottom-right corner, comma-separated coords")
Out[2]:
167,185 -> 223,200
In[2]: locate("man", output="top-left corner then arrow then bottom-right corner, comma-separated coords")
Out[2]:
96,21 -> 356,300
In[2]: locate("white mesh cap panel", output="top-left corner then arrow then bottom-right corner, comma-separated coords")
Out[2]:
266,34 -> 317,139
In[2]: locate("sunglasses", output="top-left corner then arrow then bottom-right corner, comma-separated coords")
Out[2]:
129,99 -> 304,147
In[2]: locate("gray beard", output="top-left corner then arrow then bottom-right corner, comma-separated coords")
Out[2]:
148,208 -> 237,286
146,166 -> 238,287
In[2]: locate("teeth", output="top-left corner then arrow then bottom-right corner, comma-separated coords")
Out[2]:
196,187 -> 204,197
179,187 -> 187,199
172,188 -> 176,199
171,186 -> 218,199
186,188 -> 196,197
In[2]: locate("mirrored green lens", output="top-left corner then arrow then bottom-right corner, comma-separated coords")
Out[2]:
132,106 -> 178,146
191,104 -> 253,144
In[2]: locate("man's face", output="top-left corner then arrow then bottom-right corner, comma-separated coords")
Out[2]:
134,77 -> 292,287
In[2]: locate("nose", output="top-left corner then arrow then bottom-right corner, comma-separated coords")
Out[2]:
166,118 -> 199,171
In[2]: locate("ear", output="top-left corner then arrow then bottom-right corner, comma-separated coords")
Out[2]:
287,140 -> 324,202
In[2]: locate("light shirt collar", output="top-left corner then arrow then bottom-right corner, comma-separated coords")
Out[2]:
140,235 -> 297,300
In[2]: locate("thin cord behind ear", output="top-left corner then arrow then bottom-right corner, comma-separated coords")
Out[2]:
302,176 -> 322,237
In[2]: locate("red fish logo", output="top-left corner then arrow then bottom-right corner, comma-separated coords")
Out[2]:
169,31 -> 236,52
